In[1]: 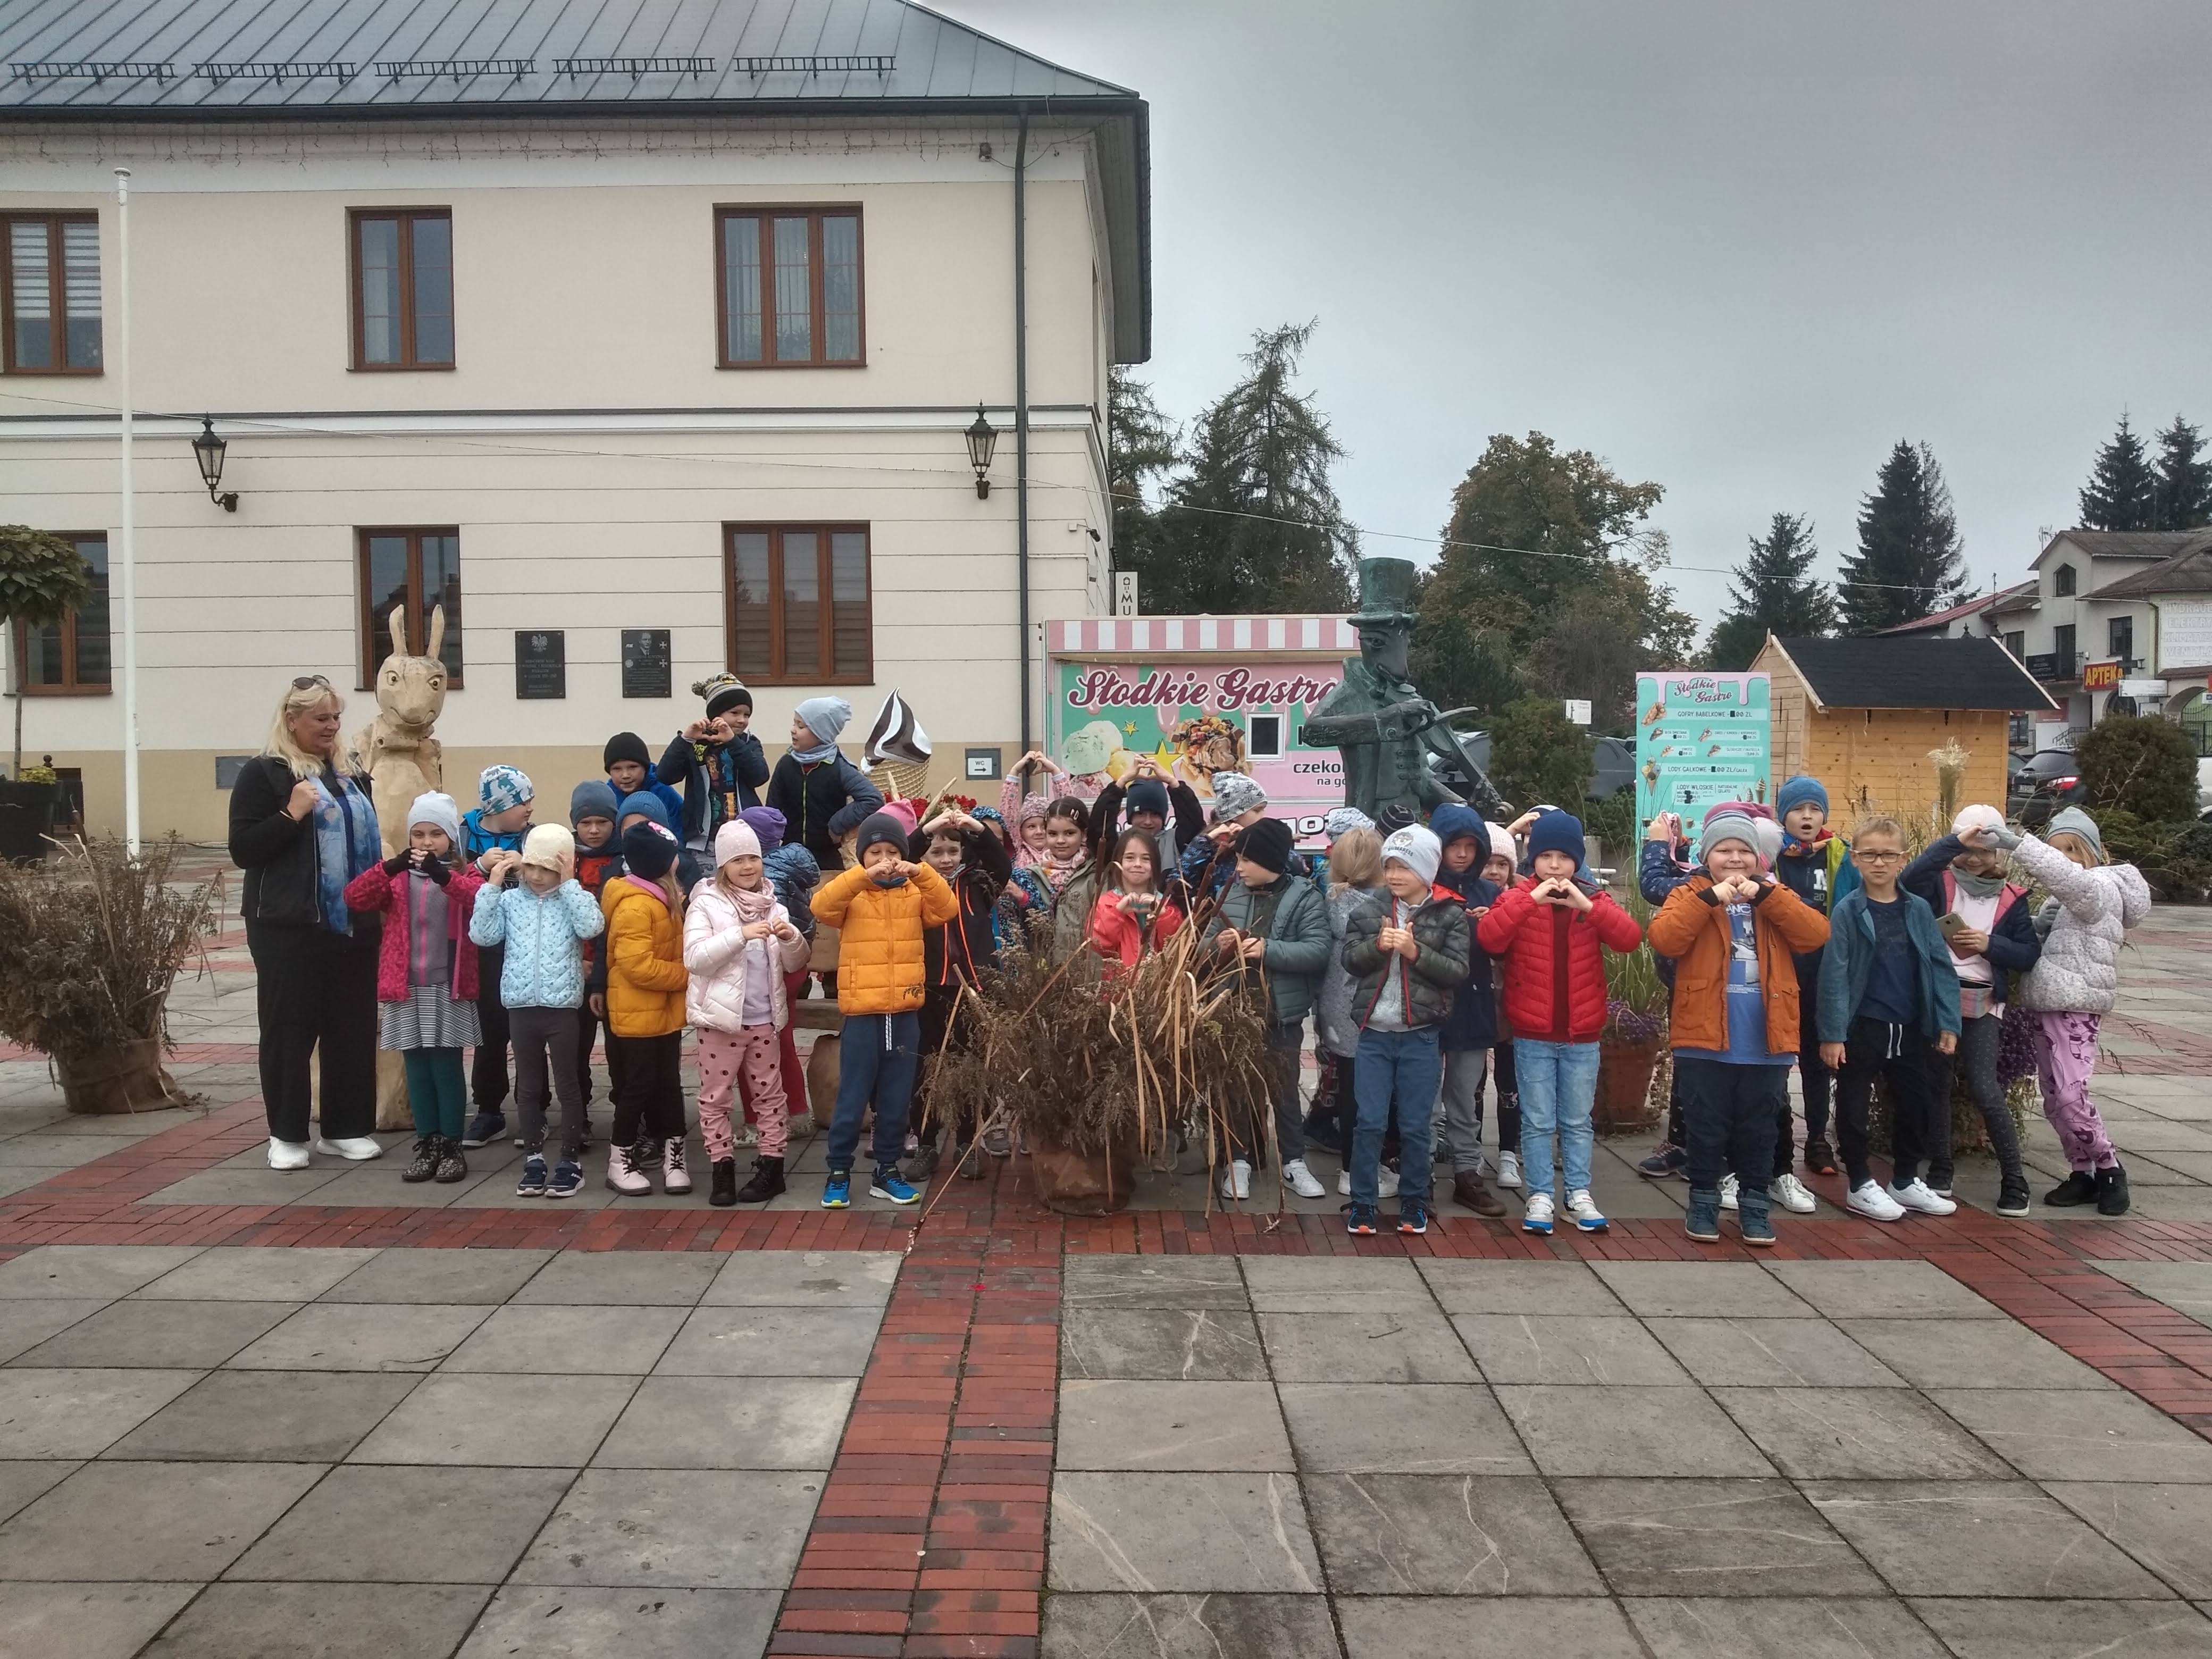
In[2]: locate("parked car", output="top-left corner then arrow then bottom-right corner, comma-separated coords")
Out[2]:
2007,749 -> 2089,825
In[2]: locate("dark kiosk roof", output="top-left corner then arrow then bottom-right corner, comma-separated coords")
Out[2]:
1773,636 -> 2059,714
0,0 -> 1150,356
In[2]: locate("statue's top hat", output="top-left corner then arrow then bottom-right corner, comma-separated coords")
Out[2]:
1348,557 -> 1420,630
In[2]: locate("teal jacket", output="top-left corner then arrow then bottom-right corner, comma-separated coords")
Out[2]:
1816,887 -> 1960,1045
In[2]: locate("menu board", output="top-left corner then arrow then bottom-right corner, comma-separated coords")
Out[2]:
1634,671 -> 1772,827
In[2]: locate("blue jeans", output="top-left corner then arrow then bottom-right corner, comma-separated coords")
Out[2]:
1351,1026 -> 1443,1208
1516,1038 -> 1601,1199
829,1011 -> 920,1174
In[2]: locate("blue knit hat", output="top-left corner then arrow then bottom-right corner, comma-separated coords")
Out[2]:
478,764 -> 533,815
1776,775 -> 1828,818
570,781 -> 619,827
1525,809 -> 1586,870
616,791 -> 672,832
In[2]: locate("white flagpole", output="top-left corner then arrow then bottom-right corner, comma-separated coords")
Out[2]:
113,167 -> 139,854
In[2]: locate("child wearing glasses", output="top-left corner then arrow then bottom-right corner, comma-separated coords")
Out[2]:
1815,816 -> 1960,1223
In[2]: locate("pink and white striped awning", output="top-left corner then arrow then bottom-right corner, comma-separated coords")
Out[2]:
1045,615 -> 1358,655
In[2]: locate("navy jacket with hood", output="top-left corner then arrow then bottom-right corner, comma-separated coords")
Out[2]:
1430,805 -> 1501,1050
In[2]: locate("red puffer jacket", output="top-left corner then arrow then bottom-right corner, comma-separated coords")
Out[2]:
1476,877 -> 1644,1043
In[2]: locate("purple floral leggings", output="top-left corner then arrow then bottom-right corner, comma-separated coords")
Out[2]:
2032,1010 -> 2116,1172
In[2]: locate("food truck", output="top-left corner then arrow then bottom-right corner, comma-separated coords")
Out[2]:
1043,615 -> 1356,840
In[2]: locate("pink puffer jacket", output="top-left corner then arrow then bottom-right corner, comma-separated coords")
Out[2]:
682,881 -> 809,1035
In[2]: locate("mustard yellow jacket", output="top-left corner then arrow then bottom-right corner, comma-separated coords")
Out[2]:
812,860 -> 959,1015
600,876 -> 689,1037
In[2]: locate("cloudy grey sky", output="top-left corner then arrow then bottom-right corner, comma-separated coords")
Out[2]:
945,0 -> 2212,630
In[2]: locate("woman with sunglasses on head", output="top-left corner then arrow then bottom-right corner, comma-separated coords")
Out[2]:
228,675 -> 388,1169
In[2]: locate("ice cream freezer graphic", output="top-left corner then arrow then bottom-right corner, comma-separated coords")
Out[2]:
1635,672 -> 1773,825
1044,616 -> 1353,839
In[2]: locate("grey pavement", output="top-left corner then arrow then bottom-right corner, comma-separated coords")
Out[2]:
0,1243 -> 897,1658
1043,1253 -> 2212,1658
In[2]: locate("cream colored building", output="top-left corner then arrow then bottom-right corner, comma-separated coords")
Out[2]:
0,0 -> 1149,839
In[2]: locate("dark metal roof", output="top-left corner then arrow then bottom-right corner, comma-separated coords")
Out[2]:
1772,636 -> 2060,714
1875,579 -> 2038,635
2040,529 -> 2206,564
0,0 -> 1135,110
0,1 -> 1152,359
2088,534 -> 2212,600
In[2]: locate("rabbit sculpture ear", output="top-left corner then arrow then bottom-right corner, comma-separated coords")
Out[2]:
385,600 -> 413,666
425,604 -> 446,667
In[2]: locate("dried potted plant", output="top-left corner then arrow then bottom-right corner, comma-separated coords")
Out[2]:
0,837 -> 214,1113
0,525 -> 91,862
1595,887 -> 1669,1132
925,923 -> 1272,1214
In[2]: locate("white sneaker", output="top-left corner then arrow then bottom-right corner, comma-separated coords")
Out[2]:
266,1137 -> 311,1170
1495,1151 -> 1523,1190
1220,1159 -> 1252,1201
1888,1178 -> 1957,1216
1377,1166 -> 1400,1199
1523,1192 -> 1555,1235
1281,1159 -> 1326,1199
1773,1172 -> 1817,1214
1846,1179 -> 1906,1222
1339,1167 -> 1352,1196
1564,1189 -> 1609,1232
312,1135 -> 383,1162
1719,1173 -> 1740,1211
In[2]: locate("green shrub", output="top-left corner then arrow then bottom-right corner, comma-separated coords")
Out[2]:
2087,808 -> 2211,902
1488,697 -> 1593,817
2075,714 -> 2199,822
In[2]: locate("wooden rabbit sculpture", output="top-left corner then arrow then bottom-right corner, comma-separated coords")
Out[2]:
349,602 -> 449,857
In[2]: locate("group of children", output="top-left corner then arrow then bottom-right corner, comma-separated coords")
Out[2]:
1633,780 -> 2146,1238
336,673 -> 2149,1232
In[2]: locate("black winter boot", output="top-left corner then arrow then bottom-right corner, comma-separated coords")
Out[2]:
2045,1170 -> 2097,1207
2096,1164 -> 2131,1217
710,1158 -> 738,1207
401,1136 -> 438,1183
433,1136 -> 468,1183
734,1156 -> 786,1204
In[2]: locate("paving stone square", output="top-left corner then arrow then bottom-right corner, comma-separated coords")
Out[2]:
1555,1477 -> 1886,1597
1804,1479 -> 2173,1597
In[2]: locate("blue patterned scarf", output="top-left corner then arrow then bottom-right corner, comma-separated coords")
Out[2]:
312,771 -> 382,935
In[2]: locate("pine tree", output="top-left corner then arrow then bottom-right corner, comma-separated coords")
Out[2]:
2079,413 -> 2158,531
1837,441 -> 1969,633
1138,321 -> 1358,614
2154,415 -> 2212,531
1704,513 -> 1837,671
1106,368 -> 1179,608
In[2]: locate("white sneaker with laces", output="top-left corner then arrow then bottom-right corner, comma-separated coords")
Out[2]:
1773,1172 -> 1818,1214
1376,1165 -> 1400,1199
1495,1151 -> 1523,1189
1888,1178 -> 1957,1216
1719,1172 -> 1740,1211
1523,1192 -> 1555,1234
1846,1179 -> 1906,1222
1221,1159 -> 1253,1201
313,1135 -> 383,1162
1281,1158 -> 1326,1199
267,1137 -> 311,1170
1564,1189 -> 1609,1232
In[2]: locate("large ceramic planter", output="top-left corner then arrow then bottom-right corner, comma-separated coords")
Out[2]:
1594,1032 -> 1664,1134
1030,1133 -> 1135,1216
0,780 -> 56,864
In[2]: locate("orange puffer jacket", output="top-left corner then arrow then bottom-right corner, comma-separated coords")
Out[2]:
1646,874 -> 1830,1055
600,876 -> 689,1037
812,861 -> 959,1015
